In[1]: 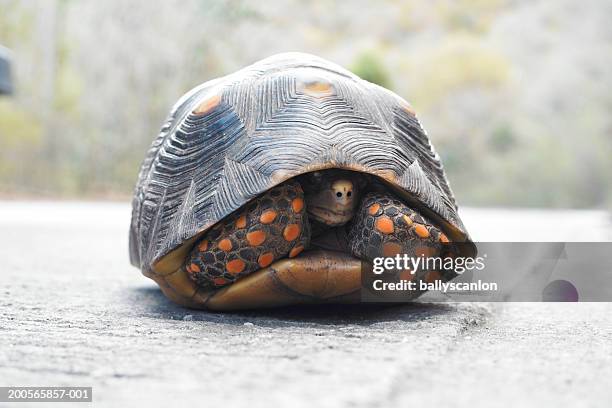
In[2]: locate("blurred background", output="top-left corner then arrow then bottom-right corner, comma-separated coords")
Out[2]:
1,0 -> 611,209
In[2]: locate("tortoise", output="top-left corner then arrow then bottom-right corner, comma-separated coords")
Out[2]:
129,52 -> 475,310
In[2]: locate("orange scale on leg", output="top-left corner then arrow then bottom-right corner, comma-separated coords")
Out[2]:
197,240 -> 209,252
283,224 -> 301,241
368,203 -> 380,215
291,198 -> 304,213
289,245 -> 304,258
425,271 -> 442,283
218,238 -> 232,252
399,269 -> 415,281
247,230 -> 266,246
236,214 -> 247,229
213,277 -> 229,286
375,216 -> 394,234
402,215 -> 413,226
382,242 -> 402,257
258,252 -> 275,267
226,259 -> 245,275
414,224 -> 430,239
260,210 -> 278,224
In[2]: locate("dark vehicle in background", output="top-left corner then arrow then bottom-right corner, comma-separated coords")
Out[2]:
0,45 -> 12,95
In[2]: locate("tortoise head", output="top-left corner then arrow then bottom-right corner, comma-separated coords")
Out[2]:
301,170 -> 366,227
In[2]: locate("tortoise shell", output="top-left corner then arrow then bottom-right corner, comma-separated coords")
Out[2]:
129,52 -> 474,277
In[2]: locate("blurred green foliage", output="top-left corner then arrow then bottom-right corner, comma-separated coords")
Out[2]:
351,51 -> 392,88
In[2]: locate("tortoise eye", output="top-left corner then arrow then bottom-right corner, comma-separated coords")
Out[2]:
347,191 -> 352,197
336,192 -> 342,198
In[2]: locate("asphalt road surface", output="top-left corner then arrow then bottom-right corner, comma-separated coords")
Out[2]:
1,202 -> 611,407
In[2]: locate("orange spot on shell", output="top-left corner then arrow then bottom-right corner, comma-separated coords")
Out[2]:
193,94 -> 221,115
403,102 -> 416,116
368,203 -> 380,215
308,82 -> 331,92
439,233 -> 450,243
283,224 -> 301,241
289,245 -> 304,258
190,263 -> 200,273
414,224 -> 430,238
260,210 -> 278,224
213,277 -> 229,286
375,216 -> 394,234
226,259 -> 245,274
302,80 -> 334,96
402,215 -> 413,226
197,240 -> 209,251
218,239 -> 232,252
291,198 -> 304,213
236,214 -> 247,229
247,230 -> 266,246
258,252 -> 274,267
383,242 -> 402,257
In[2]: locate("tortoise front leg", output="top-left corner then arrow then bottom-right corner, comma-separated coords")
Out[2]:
184,180 -> 310,288
348,192 -> 453,284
